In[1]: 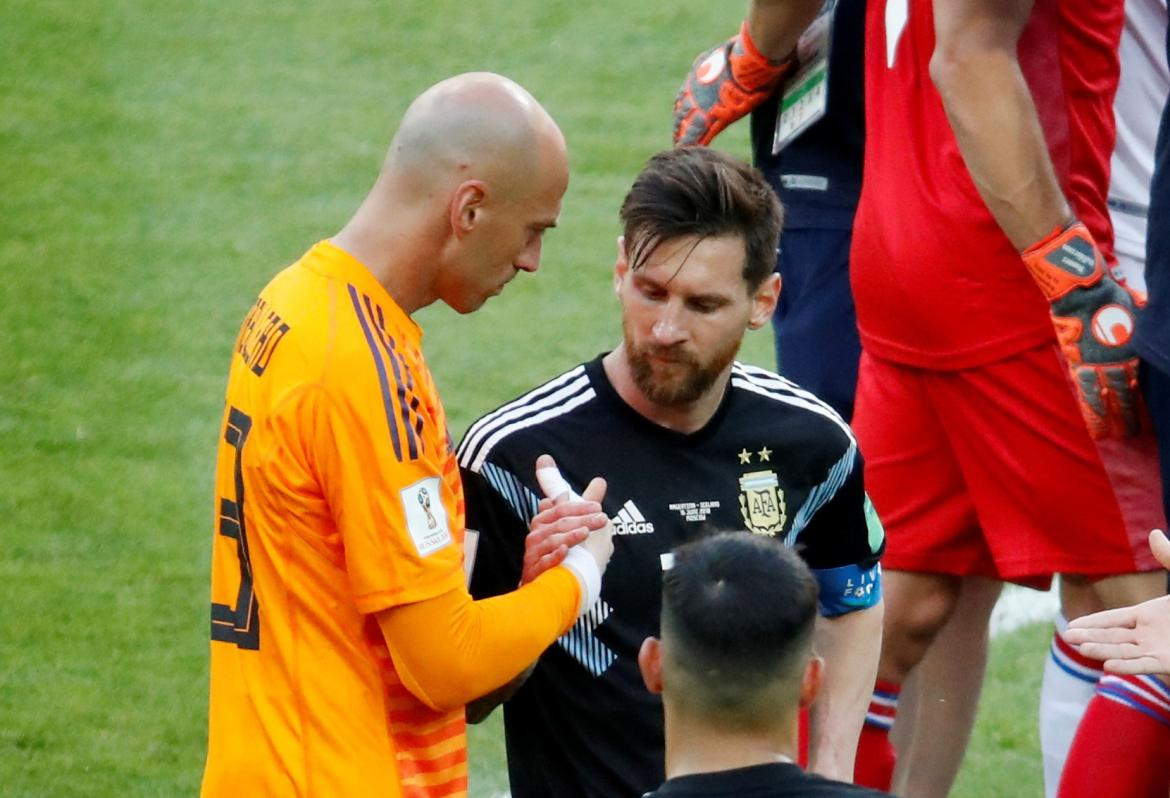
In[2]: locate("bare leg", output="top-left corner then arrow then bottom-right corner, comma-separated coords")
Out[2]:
1076,570 -> 1165,611
878,571 -> 964,683
853,570 -> 962,790
892,576 -> 1001,798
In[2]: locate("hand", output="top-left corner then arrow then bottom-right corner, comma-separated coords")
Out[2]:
672,21 -> 790,146
1021,221 -> 1145,439
520,455 -> 610,584
1064,530 -> 1170,676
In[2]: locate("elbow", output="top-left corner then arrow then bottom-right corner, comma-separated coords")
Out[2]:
929,36 -> 1017,109
928,42 -> 977,104
408,659 -> 485,712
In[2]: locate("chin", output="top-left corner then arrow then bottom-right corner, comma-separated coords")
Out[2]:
443,294 -> 485,314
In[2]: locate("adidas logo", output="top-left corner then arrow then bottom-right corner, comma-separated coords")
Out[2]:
612,500 -> 655,535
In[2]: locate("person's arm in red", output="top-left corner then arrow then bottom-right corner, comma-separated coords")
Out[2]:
930,0 -> 1068,246
931,0 -> 1143,439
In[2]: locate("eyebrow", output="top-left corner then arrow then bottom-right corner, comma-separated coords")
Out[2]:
632,272 -> 730,304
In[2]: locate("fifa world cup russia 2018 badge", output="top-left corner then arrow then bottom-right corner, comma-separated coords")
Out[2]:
738,470 -> 786,536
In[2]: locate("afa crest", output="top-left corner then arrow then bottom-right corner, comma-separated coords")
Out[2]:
738,469 -> 786,536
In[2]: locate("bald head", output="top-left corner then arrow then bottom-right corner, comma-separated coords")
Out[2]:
333,73 -> 569,315
386,72 -> 566,192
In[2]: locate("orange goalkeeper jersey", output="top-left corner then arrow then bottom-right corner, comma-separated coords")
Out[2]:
203,240 -> 471,797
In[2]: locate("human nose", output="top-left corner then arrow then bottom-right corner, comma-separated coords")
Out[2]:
515,237 -> 542,273
650,303 -> 687,345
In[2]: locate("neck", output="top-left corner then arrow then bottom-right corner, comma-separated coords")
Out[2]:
331,186 -> 442,315
663,703 -> 798,779
602,345 -> 730,435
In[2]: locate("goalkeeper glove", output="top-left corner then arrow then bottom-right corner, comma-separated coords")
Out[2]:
673,22 -> 791,147
1021,221 -> 1144,439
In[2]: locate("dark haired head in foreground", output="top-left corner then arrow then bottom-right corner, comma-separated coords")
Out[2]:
640,532 -> 891,797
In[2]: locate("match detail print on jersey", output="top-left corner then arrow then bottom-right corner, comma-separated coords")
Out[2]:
400,476 -> 453,556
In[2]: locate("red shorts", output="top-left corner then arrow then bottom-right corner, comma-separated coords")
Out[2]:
853,345 -> 1164,588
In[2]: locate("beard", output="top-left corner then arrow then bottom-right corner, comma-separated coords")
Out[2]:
624,324 -> 741,407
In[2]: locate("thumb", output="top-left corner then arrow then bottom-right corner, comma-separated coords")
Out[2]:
582,476 -> 608,504
1150,529 -> 1170,571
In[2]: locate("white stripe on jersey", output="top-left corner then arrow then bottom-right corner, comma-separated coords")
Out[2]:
790,445 -> 858,545
558,599 -> 616,677
730,363 -> 855,441
731,363 -> 861,546
458,366 -> 595,472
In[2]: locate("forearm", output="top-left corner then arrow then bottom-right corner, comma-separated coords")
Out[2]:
747,0 -> 823,60
377,566 -> 579,711
929,1 -> 1071,249
808,601 -> 884,781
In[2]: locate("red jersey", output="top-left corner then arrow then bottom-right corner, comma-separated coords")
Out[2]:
850,0 -> 1124,369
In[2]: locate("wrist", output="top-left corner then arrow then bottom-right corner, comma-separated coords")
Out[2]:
1020,220 -> 1103,301
732,21 -> 791,90
560,546 -> 601,618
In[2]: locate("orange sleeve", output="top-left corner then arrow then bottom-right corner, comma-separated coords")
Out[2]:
375,566 -> 581,711
311,368 -> 465,613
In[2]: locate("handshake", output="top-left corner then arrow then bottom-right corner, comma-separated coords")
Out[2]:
523,454 -> 615,616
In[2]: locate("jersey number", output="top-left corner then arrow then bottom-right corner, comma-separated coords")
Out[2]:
210,406 -> 261,650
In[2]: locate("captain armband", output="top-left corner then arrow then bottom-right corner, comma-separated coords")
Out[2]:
812,562 -> 882,618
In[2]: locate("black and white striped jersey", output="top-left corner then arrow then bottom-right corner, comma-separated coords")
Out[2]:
457,355 -> 883,798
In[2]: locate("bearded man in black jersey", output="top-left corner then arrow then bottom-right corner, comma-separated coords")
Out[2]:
458,146 -> 885,797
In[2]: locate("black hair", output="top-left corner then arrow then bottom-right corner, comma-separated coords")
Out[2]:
619,147 -> 783,291
661,532 -> 818,700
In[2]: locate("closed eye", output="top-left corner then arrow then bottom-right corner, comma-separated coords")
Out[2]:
686,297 -> 729,314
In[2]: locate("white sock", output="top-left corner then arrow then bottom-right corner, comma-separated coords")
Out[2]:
1039,614 -> 1102,798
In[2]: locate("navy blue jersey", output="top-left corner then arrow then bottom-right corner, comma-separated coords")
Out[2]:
750,0 -> 865,230
459,357 -> 884,798
1136,23 -> 1170,372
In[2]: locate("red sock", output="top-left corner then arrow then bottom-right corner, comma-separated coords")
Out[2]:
1057,674 -> 1170,798
853,680 -> 900,789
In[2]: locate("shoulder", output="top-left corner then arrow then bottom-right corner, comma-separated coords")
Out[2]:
457,362 -> 598,471
729,363 -> 855,443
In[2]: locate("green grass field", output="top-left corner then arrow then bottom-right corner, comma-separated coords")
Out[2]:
2,1 -> 1049,795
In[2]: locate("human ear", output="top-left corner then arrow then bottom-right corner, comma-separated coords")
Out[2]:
638,637 -> 663,695
450,180 -> 488,239
748,273 -> 780,330
614,235 -> 629,296
798,655 -> 824,710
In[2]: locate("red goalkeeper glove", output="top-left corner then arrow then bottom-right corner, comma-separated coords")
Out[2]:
1021,221 -> 1145,439
672,22 -> 791,147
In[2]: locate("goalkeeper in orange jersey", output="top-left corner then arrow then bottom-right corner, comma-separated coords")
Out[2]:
201,73 -> 613,798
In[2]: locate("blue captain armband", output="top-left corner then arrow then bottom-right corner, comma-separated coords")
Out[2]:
812,562 -> 882,618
